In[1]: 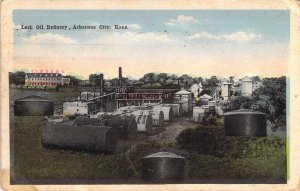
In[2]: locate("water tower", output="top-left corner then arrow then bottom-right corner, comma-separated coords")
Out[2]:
221,82 -> 232,101
241,76 -> 253,96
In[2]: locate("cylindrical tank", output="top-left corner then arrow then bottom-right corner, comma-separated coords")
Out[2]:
161,103 -> 182,117
134,114 -> 154,134
224,109 -> 267,137
73,115 -> 138,140
192,107 -> 205,123
14,95 -> 54,116
153,106 -> 173,122
42,122 -> 117,153
114,110 -> 154,135
140,110 -> 164,128
142,152 -> 185,182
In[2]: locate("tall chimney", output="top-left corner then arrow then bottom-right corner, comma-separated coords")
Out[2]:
119,67 -> 122,86
100,73 -> 104,96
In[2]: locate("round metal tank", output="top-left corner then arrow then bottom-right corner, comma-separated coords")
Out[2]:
14,95 -> 54,116
42,122 -> 117,153
73,115 -> 138,140
193,107 -> 205,123
224,109 -> 267,137
142,152 -> 185,182
161,103 -> 183,117
153,106 -> 173,122
140,110 -> 164,128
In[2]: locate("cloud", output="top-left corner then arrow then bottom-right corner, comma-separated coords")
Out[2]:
100,31 -> 173,44
223,32 -> 261,43
187,31 -> 261,43
21,33 -> 77,44
166,15 -> 198,26
128,24 -> 142,30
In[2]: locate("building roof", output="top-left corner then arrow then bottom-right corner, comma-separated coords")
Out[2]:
175,90 -> 192,95
26,73 -> 62,78
241,76 -> 252,82
15,95 -> 53,102
200,94 -> 212,99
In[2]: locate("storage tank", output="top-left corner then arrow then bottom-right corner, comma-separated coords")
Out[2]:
161,103 -> 182,117
14,95 -> 54,116
114,110 -> 154,135
153,106 -> 173,122
142,152 -> 185,182
42,122 -> 117,153
192,107 -> 205,123
224,109 -> 267,137
140,110 -> 164,128
73,115 -> 138,140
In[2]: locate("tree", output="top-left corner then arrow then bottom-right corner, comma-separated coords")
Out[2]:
223,76 -> 286,128
9,71 -> 26,86
140,73 -> 156,84
252,76 -> 261,83
206,76 -> 219,87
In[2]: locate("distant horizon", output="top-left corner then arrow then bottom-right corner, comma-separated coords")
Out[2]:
13,10 -> 289,79
11,68 -> 285,81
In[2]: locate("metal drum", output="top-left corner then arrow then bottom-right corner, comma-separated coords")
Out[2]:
14,95 -> 54,116
42,122 -> 117,153
224,109 -> 267,137
142,152 -> 185,182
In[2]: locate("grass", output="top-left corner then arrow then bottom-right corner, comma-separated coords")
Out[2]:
10,88 -> 287,184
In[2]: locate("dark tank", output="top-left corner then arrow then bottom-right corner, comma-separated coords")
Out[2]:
14,95 -> 54,116
224,109 -> 267,137
142,152 -> 185,182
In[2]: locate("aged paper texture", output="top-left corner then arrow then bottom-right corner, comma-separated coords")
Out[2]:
1,0 -> 300,190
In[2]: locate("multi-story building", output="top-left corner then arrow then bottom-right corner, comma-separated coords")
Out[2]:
25,73 -> 69,87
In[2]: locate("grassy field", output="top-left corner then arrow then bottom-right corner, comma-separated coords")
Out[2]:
10,88 -> 287,184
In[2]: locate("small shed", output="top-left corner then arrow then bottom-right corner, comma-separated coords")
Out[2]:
14,95 -> 54,116
174,90 -> 193,113
200,94 -> 212,105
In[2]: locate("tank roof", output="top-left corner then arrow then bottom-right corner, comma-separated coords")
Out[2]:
175,90 -> 191,95
15,95 -> 53,102
241,76 -> 252,82
200,94 -> 212,99
143,152 -> 185,159
224,109 -> 266,115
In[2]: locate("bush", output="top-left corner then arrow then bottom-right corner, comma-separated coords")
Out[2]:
176,126 -> 286,159
201,114 -> 219,126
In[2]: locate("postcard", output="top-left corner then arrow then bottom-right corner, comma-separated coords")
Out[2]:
1,0 -> 300,190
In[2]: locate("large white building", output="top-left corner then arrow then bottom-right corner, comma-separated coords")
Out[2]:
25,73 -> 70,87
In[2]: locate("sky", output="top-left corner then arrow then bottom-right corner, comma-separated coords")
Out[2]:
13,10 -> 289,79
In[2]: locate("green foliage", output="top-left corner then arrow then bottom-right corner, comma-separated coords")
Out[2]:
176,126 -> 286,181
9,71 -> 26,85
223,76 -> 286,127
201,114 -> 219,126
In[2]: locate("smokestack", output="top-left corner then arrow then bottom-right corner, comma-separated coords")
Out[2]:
119,67 -> 122,86
100,74 -> 104,96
